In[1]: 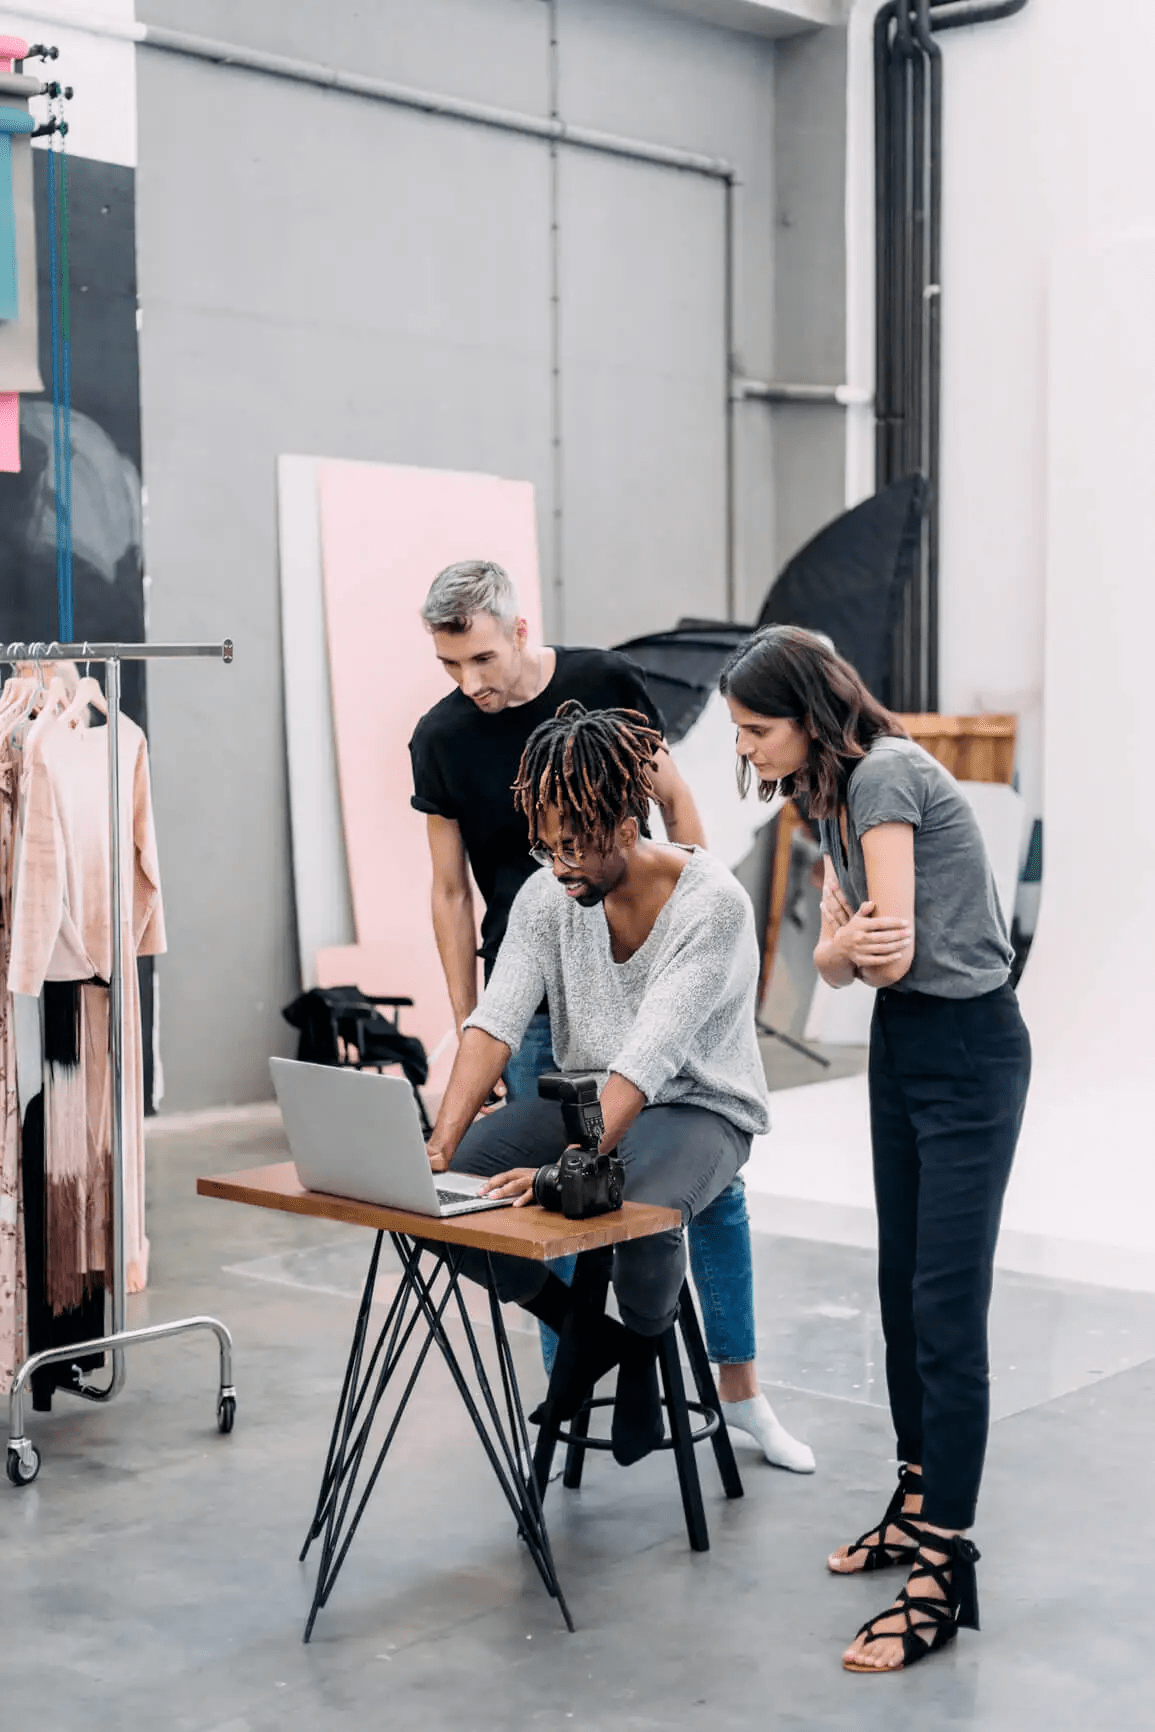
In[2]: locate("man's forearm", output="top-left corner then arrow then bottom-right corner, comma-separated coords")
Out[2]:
431,887 -> 479,1030
660,785 -> 707,849
427,1027 -> 510,1168
598,1073 -> 647,1152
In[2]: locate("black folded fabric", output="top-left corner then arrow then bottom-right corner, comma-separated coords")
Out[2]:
281,986 -> 428,1090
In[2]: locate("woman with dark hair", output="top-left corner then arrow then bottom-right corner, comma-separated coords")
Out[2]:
720,626 -> 1030,1675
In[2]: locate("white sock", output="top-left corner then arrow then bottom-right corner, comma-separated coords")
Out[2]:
721,1393 -> 816,1473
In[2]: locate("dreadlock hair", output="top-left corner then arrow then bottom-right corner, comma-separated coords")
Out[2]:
719,625 -> 907,820
513,700 -> 662,851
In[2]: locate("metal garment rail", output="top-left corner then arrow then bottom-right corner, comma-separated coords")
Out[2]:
4,640 -> 236,1487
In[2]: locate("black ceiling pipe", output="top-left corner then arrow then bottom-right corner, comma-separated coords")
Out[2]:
873,4 -> 897,487
874,0 -> 1031,709
874,2 -> 915,703
913,0 -> 943,710
929,0 -> 1030,28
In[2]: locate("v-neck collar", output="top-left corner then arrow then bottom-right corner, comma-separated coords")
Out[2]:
598,846 -> 700,970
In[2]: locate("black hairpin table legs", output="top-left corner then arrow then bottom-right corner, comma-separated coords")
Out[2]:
299,1232 -> 572,1643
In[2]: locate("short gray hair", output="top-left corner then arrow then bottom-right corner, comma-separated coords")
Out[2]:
420,560 -> 520,634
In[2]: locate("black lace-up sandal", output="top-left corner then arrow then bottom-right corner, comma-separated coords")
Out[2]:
843,1534 -> 981,1673
828,1463 -> 924,1574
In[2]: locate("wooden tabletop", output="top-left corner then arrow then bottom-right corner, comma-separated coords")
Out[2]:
197,1162 -> 681,1260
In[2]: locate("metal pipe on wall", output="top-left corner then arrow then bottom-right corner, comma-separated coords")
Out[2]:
874,0 -> 1031,708
724,177 -> 737,622
547,0 -> 565,637
930,0 -> 1030,29
873,4 -> 895,486
912,0 -> 943,708
135,20 -> 742,621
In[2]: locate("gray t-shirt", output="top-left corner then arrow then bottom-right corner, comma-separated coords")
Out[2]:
464,848 -> 771,1136
819,736 -> 1013,999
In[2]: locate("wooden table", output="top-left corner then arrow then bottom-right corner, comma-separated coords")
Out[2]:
197,1162 -> 679,1641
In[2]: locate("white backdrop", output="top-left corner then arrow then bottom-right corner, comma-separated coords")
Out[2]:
1007,230 -> 1155,1254
748,2 -> 1155,1285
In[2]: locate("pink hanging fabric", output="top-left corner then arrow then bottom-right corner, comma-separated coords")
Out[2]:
0,392 -> 18,471
9,711 -> 166,1304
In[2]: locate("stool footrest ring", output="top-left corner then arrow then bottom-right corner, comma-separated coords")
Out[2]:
544,1394 -> 720,1453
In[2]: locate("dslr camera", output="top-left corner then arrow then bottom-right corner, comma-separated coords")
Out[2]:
532,1072 -> 625,1220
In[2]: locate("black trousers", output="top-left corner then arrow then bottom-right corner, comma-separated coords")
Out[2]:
869,983 -> 1031,1530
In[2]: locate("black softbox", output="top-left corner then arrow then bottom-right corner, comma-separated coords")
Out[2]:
614,476 -> 928,736
756,473 -> 928,701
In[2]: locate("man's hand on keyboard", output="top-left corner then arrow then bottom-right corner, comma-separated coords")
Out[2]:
479,1167 -> 537,1207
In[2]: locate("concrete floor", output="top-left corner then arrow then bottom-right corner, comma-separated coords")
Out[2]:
4,1111 -> 1152,1731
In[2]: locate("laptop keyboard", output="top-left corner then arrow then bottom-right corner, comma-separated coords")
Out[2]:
436,1187 -> 485,1208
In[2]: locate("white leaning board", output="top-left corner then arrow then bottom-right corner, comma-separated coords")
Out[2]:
276,455 -> 356,987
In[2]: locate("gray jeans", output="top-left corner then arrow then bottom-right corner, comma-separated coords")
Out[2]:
451,1097 -> 750,1336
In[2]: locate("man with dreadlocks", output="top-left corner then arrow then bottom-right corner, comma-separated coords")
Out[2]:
424,701 -> 807,1468
410,561 -> 814,1474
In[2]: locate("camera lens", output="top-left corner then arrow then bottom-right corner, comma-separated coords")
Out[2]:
532,1163 -> 563,1211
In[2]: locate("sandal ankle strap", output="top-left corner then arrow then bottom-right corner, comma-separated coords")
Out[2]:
909,1535 -> 982,1632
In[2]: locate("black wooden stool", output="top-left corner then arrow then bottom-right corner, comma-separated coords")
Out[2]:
531,1248 -> 743,1551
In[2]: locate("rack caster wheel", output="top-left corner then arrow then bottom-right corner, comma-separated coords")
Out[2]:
6,1442 -> 41,1486
217,1393 -> 236,1435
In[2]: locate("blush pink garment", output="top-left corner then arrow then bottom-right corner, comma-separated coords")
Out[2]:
0,718 -> 27,1390
9,710 -> 165,1301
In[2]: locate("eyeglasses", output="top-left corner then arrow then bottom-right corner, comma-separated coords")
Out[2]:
529,842 -> 585,871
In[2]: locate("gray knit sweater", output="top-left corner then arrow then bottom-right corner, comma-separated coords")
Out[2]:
464,848 -> 771,1136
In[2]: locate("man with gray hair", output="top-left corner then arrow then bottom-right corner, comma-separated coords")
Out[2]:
406,559 -> 815,1473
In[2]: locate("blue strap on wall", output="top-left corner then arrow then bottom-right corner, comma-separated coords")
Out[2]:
44,133 -> 72,639
0,106 -> 35,322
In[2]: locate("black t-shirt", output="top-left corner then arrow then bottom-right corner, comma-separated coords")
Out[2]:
409,646 -> 665,973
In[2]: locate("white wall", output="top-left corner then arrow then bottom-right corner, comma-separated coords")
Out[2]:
1006,0 -> 1155,1261
934,4 -> 1047,872
774,0 -> 1155,1280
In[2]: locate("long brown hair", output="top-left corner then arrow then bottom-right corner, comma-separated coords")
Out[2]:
718,626 -> 907,819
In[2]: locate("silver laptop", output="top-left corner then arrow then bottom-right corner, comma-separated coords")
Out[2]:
270,1058 -> 511,1217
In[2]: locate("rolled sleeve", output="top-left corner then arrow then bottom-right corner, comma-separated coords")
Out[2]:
408,722 -> 457,821
848,753 -> 925,837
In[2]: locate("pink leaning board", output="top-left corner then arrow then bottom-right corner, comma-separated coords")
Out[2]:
316,460 -> 543,1087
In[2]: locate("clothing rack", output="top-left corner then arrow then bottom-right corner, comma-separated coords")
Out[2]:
4,641 -> 236,1486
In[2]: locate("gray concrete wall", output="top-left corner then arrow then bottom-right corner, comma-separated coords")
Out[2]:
770,22 -> 849,575
134,0 -> 784,1107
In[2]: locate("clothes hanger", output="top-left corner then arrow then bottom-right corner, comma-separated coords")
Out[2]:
24,646 -> 72,751
57,645 -> 108,729
2,647 -> 56,746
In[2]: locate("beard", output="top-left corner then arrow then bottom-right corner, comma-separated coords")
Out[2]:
559,877 -> 608,908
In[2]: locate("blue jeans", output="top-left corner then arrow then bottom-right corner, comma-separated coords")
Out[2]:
503,1013 -> 757,1370
503,1016 -> 576,1371
502,1012 -> 559,1105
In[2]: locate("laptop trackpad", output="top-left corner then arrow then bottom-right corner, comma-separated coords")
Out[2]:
438,1171 -> 487,1196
